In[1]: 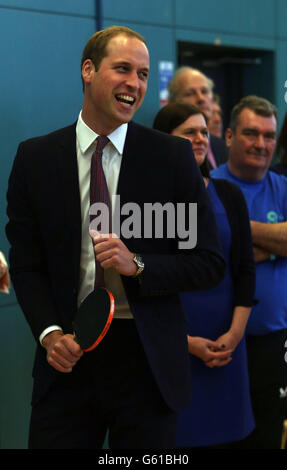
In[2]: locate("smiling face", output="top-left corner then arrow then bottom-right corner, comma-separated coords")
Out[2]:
81,34 -> 149,134
226,107 -> 277,181
171,113 -> 209,167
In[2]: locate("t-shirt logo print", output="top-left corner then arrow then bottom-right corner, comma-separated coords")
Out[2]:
266,211 -> 278,223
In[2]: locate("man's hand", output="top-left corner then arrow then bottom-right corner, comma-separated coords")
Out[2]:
253,244 -> 270,263
91,232 -> 137,277
42,331 -> 83,373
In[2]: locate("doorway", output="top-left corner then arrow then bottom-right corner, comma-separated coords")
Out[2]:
178,42 -> 275,132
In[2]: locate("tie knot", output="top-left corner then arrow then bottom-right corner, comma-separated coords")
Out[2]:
96,135 -> 109,154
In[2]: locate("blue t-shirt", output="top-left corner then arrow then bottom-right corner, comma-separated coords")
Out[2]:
211,164 -> 287,335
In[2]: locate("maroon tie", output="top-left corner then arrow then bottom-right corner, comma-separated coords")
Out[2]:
90,135 -> 110,288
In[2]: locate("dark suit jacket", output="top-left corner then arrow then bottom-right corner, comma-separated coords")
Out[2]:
6,121 -> 225,411
210,134 -> 228,167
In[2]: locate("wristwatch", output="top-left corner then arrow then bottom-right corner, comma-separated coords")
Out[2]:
132,254 -> 144,277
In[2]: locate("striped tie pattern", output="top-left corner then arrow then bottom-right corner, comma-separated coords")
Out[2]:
90,135 -> 110,288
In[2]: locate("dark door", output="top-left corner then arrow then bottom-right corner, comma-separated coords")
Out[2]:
178,42 -> 275,132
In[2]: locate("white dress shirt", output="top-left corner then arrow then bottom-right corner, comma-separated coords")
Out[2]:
39,112 -> 133,345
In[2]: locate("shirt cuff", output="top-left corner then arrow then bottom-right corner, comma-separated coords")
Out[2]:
39,325 -> 63,346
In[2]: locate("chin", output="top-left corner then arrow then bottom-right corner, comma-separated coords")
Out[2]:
194,151 -> 206,160
247,157 -> 268,168
195,157 -> 206,167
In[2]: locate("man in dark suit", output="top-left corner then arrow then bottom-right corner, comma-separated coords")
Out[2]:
6,26 -> 225,449
168,66 -> 228,168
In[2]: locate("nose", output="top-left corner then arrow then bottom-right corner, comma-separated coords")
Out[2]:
254,133 -> 265,148
126,70 -> 140,90
196,90 -> 205,103
194,130 -> 205,142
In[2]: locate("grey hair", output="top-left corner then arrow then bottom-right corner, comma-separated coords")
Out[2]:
229,95 -> 277,132
168,66 -> 214,102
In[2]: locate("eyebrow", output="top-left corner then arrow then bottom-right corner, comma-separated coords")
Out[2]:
113,60 -> 149,71
242,127 -> 276,135
183,127 -> 208,132
184,86 -> 210,92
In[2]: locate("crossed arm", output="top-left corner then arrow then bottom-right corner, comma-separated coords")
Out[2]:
251,220 -> 287,262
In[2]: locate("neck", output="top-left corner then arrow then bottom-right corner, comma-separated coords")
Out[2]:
227,161 -> 267,182
81,101 -> 120,135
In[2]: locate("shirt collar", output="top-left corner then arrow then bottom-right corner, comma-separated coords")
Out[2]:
76,111 -> 128,155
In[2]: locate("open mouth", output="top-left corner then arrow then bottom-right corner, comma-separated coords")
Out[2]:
115,94 -> 136,107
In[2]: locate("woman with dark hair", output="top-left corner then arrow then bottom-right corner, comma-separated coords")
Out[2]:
153,103 -> 256,448
271,112 -> 287,177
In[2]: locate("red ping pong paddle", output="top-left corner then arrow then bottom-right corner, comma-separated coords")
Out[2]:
73,288 -> 114,352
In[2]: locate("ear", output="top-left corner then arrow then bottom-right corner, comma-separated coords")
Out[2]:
225,128 -> 233,148
81,59 -> 95,85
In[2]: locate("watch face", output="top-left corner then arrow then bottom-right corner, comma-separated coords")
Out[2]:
137,258 -> 144,268
133,255 -> 144,274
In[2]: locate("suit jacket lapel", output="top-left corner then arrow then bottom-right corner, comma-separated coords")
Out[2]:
117,121 -> 138,201
54,123 -> 82,284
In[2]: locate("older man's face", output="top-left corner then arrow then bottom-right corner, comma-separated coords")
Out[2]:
226,107 -> 277,181
176,71 -> 213,119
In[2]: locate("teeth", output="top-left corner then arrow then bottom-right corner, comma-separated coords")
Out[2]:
119,95 -> 134,101
117,94 -> 135,104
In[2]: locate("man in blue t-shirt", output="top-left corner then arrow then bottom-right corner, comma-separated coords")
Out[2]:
212,95 -> 287,449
